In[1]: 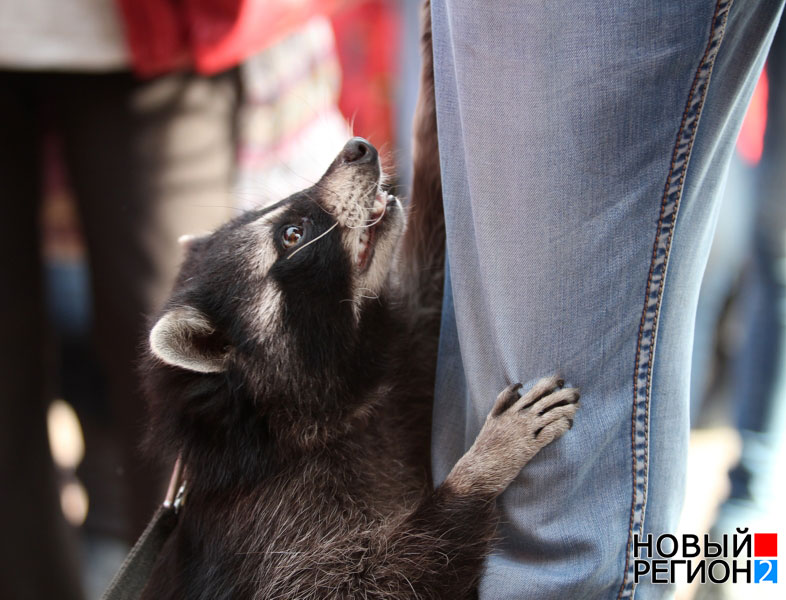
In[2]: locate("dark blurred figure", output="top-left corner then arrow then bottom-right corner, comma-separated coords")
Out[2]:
719,18 -> 786,529
0,1 -> 312,597
691,15 -> 786,548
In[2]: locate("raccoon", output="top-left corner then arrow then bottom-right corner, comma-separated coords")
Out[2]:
139,3 -> 579,598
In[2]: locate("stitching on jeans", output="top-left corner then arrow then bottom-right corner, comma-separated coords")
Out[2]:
616,1 -> 733,599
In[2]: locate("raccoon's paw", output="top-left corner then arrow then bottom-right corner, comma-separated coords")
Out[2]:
444,375 -> 579,498
492,376 -> 579,449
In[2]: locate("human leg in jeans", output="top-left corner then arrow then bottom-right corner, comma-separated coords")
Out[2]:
429,1 -> 784,598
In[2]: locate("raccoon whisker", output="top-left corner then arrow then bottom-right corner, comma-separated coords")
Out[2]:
340,288 -> 380,303
357,287 -> 378,294
190,203 -> 246,212
298,183 -> 368,219
340,294 -> 379,303
301,190 -> 336,216
343,182 -> 389,229
273,156 -> 321,184
299,177 -> 392,227
345,210 -> 385,229
338,178 -> 380,209
287,221 -> 339,259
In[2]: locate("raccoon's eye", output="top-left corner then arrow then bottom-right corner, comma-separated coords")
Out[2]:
282,225 -> 304,248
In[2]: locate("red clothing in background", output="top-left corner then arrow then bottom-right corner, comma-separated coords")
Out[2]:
330,0 -> 399,153
737,67 -> 769,165
116,0 -> 342,76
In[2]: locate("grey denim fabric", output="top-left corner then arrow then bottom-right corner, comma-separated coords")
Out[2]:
430,1 -> 784,598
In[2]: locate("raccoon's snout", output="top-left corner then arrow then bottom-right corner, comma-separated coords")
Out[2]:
319,137 -> 392,239
340,137 -> 378,166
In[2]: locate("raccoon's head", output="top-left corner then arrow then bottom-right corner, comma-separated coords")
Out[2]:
147,138 -> 404,401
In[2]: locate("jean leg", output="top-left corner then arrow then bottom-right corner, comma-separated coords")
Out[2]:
430,1 -> 783,599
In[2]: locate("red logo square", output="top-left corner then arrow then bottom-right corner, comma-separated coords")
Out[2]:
754,533 -> 777,557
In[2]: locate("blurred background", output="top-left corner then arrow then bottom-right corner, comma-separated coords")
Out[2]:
0,1 -> 782,599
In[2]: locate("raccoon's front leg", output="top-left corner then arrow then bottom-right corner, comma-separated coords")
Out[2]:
360,377 -> 578,599
445,375 -> 579,498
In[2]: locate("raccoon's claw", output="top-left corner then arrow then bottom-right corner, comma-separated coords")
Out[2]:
499,376 -> 579,438
492,375 -> 567,415
490,382 -> 523,416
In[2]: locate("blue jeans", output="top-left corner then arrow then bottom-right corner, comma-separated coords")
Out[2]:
429,1 -> 784,598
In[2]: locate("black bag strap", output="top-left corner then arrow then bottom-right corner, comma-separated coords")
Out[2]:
101,458 -> 186,600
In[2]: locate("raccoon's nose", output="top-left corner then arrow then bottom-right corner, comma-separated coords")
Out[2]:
340,137 -> 378,166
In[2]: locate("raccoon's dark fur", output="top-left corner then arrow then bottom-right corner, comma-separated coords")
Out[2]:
140,3 -> 579,599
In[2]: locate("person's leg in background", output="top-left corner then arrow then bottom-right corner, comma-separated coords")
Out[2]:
429,1 -> 783,599
719,17 -> 786,532
0,72 -> 84,600
688,153 -> 756,425
55,69 -> 239,540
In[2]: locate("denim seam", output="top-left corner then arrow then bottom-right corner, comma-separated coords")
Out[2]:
616,1 -> 733,599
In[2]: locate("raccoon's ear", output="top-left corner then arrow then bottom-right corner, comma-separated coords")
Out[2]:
149,306 -> 228,373
178,232 -> 210,251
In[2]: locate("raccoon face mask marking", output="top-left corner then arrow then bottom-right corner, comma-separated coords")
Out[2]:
149,138 -> 404,375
